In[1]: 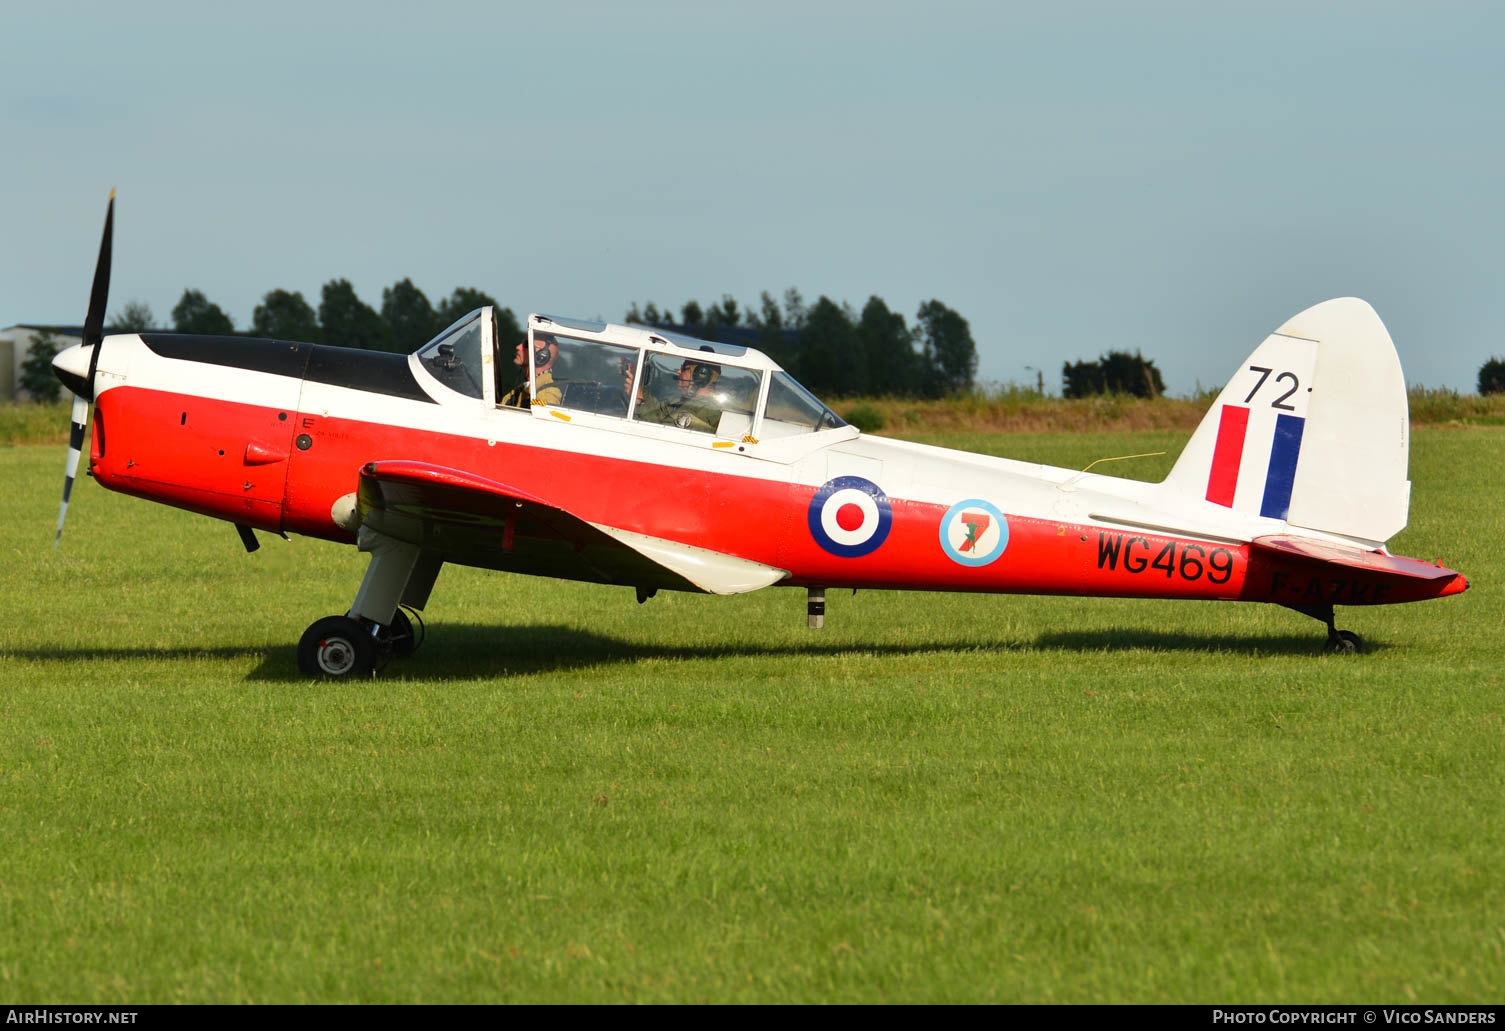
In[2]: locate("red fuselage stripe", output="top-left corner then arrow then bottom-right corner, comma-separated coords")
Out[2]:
1205,404 -> 1249,507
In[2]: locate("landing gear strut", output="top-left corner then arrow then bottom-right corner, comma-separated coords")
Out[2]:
1283,603 -> 1363,654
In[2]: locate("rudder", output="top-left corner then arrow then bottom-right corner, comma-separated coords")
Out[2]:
1162,298 -> 1410,545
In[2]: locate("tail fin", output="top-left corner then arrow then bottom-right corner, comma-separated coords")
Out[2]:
1162,298 -> 1410,544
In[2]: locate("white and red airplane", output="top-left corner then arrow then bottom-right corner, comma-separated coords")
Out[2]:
51,197 -> 1468,676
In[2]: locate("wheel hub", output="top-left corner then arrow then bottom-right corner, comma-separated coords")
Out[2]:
317,636 -> 357,675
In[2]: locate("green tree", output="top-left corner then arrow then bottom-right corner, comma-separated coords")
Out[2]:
680,300 -> 705,330
252,289 -> 322,343
319,279 -> 395,351
1061,351 -> 1165,398
381,278 -> 440,353
172,289 -> 235,335
624,302 -> 674,327
782,287 -> 807,331
915,299 -> 977,396
798,296 -> 865,397
494,307 -> 522,349
750,290 -> 797,370
433,287 -> 519,346
1479,357 -> 1505,395
708,294 -> 741,328
700,295 -> 743,341
856,296 -> 919,396
19,330 -> 62,402
435,287 -> 499,325
110,301 -> 154,332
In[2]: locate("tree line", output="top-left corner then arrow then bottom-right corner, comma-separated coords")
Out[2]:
109,280 -> 524,356
624,290 -> 978,399
115,283 -> 987,400
108,283 -> 1173,402
21,277 -> 1174,404
18,279 -> 521,402
1061,351 -> 1166,399
20,276 -> 1505,404
110,283 -> 986,400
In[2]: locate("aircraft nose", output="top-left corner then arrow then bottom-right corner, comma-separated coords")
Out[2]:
52,341 -> 93,398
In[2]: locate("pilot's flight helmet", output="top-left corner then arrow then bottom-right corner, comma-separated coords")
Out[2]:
532,334 -> 559,374
679,360 -> 720,392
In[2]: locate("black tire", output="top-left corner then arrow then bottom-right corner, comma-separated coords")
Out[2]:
298,615 -> 377,677
1326,630 -> 1362,655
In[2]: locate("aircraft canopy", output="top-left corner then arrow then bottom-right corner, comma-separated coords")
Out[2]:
413,309 -> 847,442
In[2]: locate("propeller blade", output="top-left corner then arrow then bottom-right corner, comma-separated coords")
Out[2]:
81,188 -> 115,402
54,395 -> 90,549
55,190 -> 115,550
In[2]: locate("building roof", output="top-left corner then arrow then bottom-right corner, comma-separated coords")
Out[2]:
2,324 -> 85,337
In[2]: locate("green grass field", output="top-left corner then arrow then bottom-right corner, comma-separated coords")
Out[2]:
1,428 -> 1500,1003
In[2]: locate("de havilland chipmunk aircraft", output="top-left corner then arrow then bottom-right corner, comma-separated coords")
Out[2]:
51,196 -> 1467,676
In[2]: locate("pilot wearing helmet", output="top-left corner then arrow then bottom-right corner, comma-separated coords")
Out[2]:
637,358 -> 724,433
501,334 -> 563,408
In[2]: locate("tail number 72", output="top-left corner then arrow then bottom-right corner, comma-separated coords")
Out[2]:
1244,366 -> 1300,411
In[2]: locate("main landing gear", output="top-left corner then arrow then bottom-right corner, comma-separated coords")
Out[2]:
297,609 -> 418,677
1284,603 -> 1363,654
297,527 -> 441,678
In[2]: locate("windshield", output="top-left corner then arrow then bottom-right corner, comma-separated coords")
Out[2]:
416,312 -> 486,399
761,372 -> 846,438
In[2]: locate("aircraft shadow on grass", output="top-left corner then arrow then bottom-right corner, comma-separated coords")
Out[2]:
8,644 -> 272,664
1032,628 -> 1377,657
242,621 -> 1353,681
11,624 -> 1357,682
246,623 -> 982,681
10,623 -> 1363,682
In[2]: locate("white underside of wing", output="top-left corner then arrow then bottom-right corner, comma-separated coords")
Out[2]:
587,523 -> 788,595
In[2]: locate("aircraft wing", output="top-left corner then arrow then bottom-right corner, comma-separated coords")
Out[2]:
355,460 -> 788,595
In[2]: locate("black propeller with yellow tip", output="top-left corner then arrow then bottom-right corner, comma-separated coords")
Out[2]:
52,189 -> 115,550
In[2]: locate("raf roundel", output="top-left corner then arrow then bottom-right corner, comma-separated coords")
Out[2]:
807,476 -> 893,558
939,498 -> 1009,567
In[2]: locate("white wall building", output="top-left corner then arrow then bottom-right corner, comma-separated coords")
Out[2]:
2,325 -> 84,401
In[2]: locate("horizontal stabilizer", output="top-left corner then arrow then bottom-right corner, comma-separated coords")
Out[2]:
1251,535 -> 1458,581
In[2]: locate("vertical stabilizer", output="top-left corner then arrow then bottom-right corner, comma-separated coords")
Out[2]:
1162,298 -> 1410,544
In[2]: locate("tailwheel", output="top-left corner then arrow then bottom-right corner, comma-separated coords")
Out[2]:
1281,603 -> 1363,655
1326,629 -> 1362,654
298,615 -> 377,678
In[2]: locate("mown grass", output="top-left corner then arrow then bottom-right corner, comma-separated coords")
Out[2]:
0,401 -> 71,446
0,429 -> 1500,1003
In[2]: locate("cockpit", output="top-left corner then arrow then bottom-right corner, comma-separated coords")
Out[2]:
412,308 -> 847,444
415,309 -> 490,399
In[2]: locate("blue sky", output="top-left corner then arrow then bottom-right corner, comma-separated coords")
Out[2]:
4,1 -> 1501,395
